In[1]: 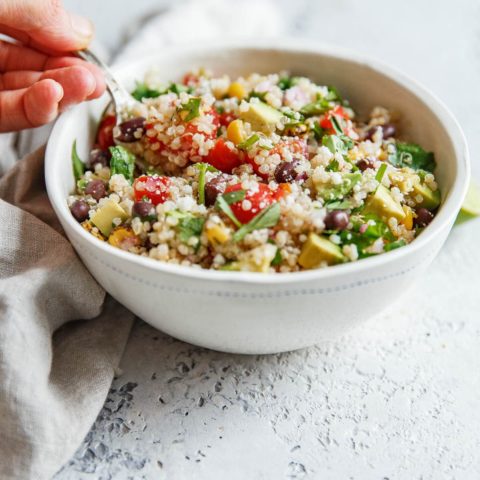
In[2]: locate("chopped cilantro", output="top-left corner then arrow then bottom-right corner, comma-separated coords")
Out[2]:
326,85 -> 343,103
248,91 -> 267,102
311,122 -> 326,142
233,202 -> 281,242
388,142 -> 436,172
271,248 -> 282,266
109,146 -> 135,184
131,81 -> 162,101
179,97 -> 201,122
72,140 -> 85,181
167,210 -> 205,248
322,134 -> 353,155
278,76 -> 299,90
316,172 -> 362,202
325,159 -> 340,172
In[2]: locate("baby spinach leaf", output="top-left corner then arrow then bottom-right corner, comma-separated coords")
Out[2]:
389,142 -> 436,172
109,146 -> 135,184
72,140 -> 85,181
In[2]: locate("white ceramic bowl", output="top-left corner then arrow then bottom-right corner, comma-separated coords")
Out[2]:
45,41 -> 469,354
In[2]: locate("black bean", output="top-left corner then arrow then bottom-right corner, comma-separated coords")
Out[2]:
87,149 -> 110,169
70,200 -> 89,222
133,201 -> 155,219
274,161 -> 306,183
324,210 -> 349,231
414,208 -> 434,227
357,158 -> 376,171
205,174 -> 229,206
85,179 -> 106,201
274,162 -> 296,183
365,123 -> 396,141
116,117 -> 146,143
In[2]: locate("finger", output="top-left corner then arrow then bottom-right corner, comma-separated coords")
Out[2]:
0,42 -> 106,98
0,79 -> 64,132
0,65 -> 102,105
0,0 -> 94,52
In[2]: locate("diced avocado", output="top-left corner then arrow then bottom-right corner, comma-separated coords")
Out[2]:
298,233 -> 345,269
363,185 -> 406,222
412,182 -> 441,210
238,244 -> 277,273
239,101 -> 284,133
91,199 -> 128,237
456,181 -> 480,224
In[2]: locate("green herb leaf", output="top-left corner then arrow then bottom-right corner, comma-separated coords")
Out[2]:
311,122 -> 326,141
388,142 -> 436,172
237,134 -> 260,151
330,115 -> 343,135
178,215 -> 205,244
168,83 -> 193,95
325,159 -> 340,172
375,163 -> 388,183
278,76 -> 299,90
215,190 -> 246,228
322,133 -> 354,155
109,146 -> 135,183
131,81 -> 162,101
384,238 -> 407,251
232,202 -> 281,242
271,248 -> 282,266
300,97 -> 331,116
326,85 -> 343,103
325,199 -> 353,210
195,163 -> 219,205
316,172 -> 362,202
282,108 -> 305,128
179,97 -> 201,122
248,91 -> 267,102
72,140 -> 85,181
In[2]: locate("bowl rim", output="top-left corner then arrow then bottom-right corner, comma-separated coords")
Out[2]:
45,39 -> 470,285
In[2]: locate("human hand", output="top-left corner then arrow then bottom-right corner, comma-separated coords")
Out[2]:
0,0 -> 106,133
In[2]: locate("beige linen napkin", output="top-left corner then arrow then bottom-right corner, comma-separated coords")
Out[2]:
0,1 -> 283,478
0,146 -> 134,479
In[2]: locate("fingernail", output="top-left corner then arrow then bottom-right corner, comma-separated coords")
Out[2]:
70,13 -> 94,40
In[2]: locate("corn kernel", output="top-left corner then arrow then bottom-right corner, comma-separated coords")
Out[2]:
227,119 -> 246,145
206,224 -> 230,245
108,227 -> 140,249
402,205 -> 414,230
228,81 -> 247,100
378,149 -> 388,161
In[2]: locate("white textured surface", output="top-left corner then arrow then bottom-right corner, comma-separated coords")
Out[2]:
57,0 -> 480,478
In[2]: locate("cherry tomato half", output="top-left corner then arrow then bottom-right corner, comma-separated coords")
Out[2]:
133,175 -> 171,205
320,105 -> 350,132
224,183 -> 283,224
206,138 -> 242,173
97,114 -> 116,150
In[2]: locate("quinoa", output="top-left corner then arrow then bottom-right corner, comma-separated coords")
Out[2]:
69,69 -> 441,273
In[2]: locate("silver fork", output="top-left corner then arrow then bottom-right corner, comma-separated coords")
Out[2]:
76,49 -> 140,124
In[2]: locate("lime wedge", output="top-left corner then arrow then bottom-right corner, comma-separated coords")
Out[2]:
456,181 -> 480,224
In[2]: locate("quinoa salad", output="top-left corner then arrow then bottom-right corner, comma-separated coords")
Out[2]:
68,69 -> 441,273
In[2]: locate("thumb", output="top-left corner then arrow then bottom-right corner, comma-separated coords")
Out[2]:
0,0 -> 94,52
